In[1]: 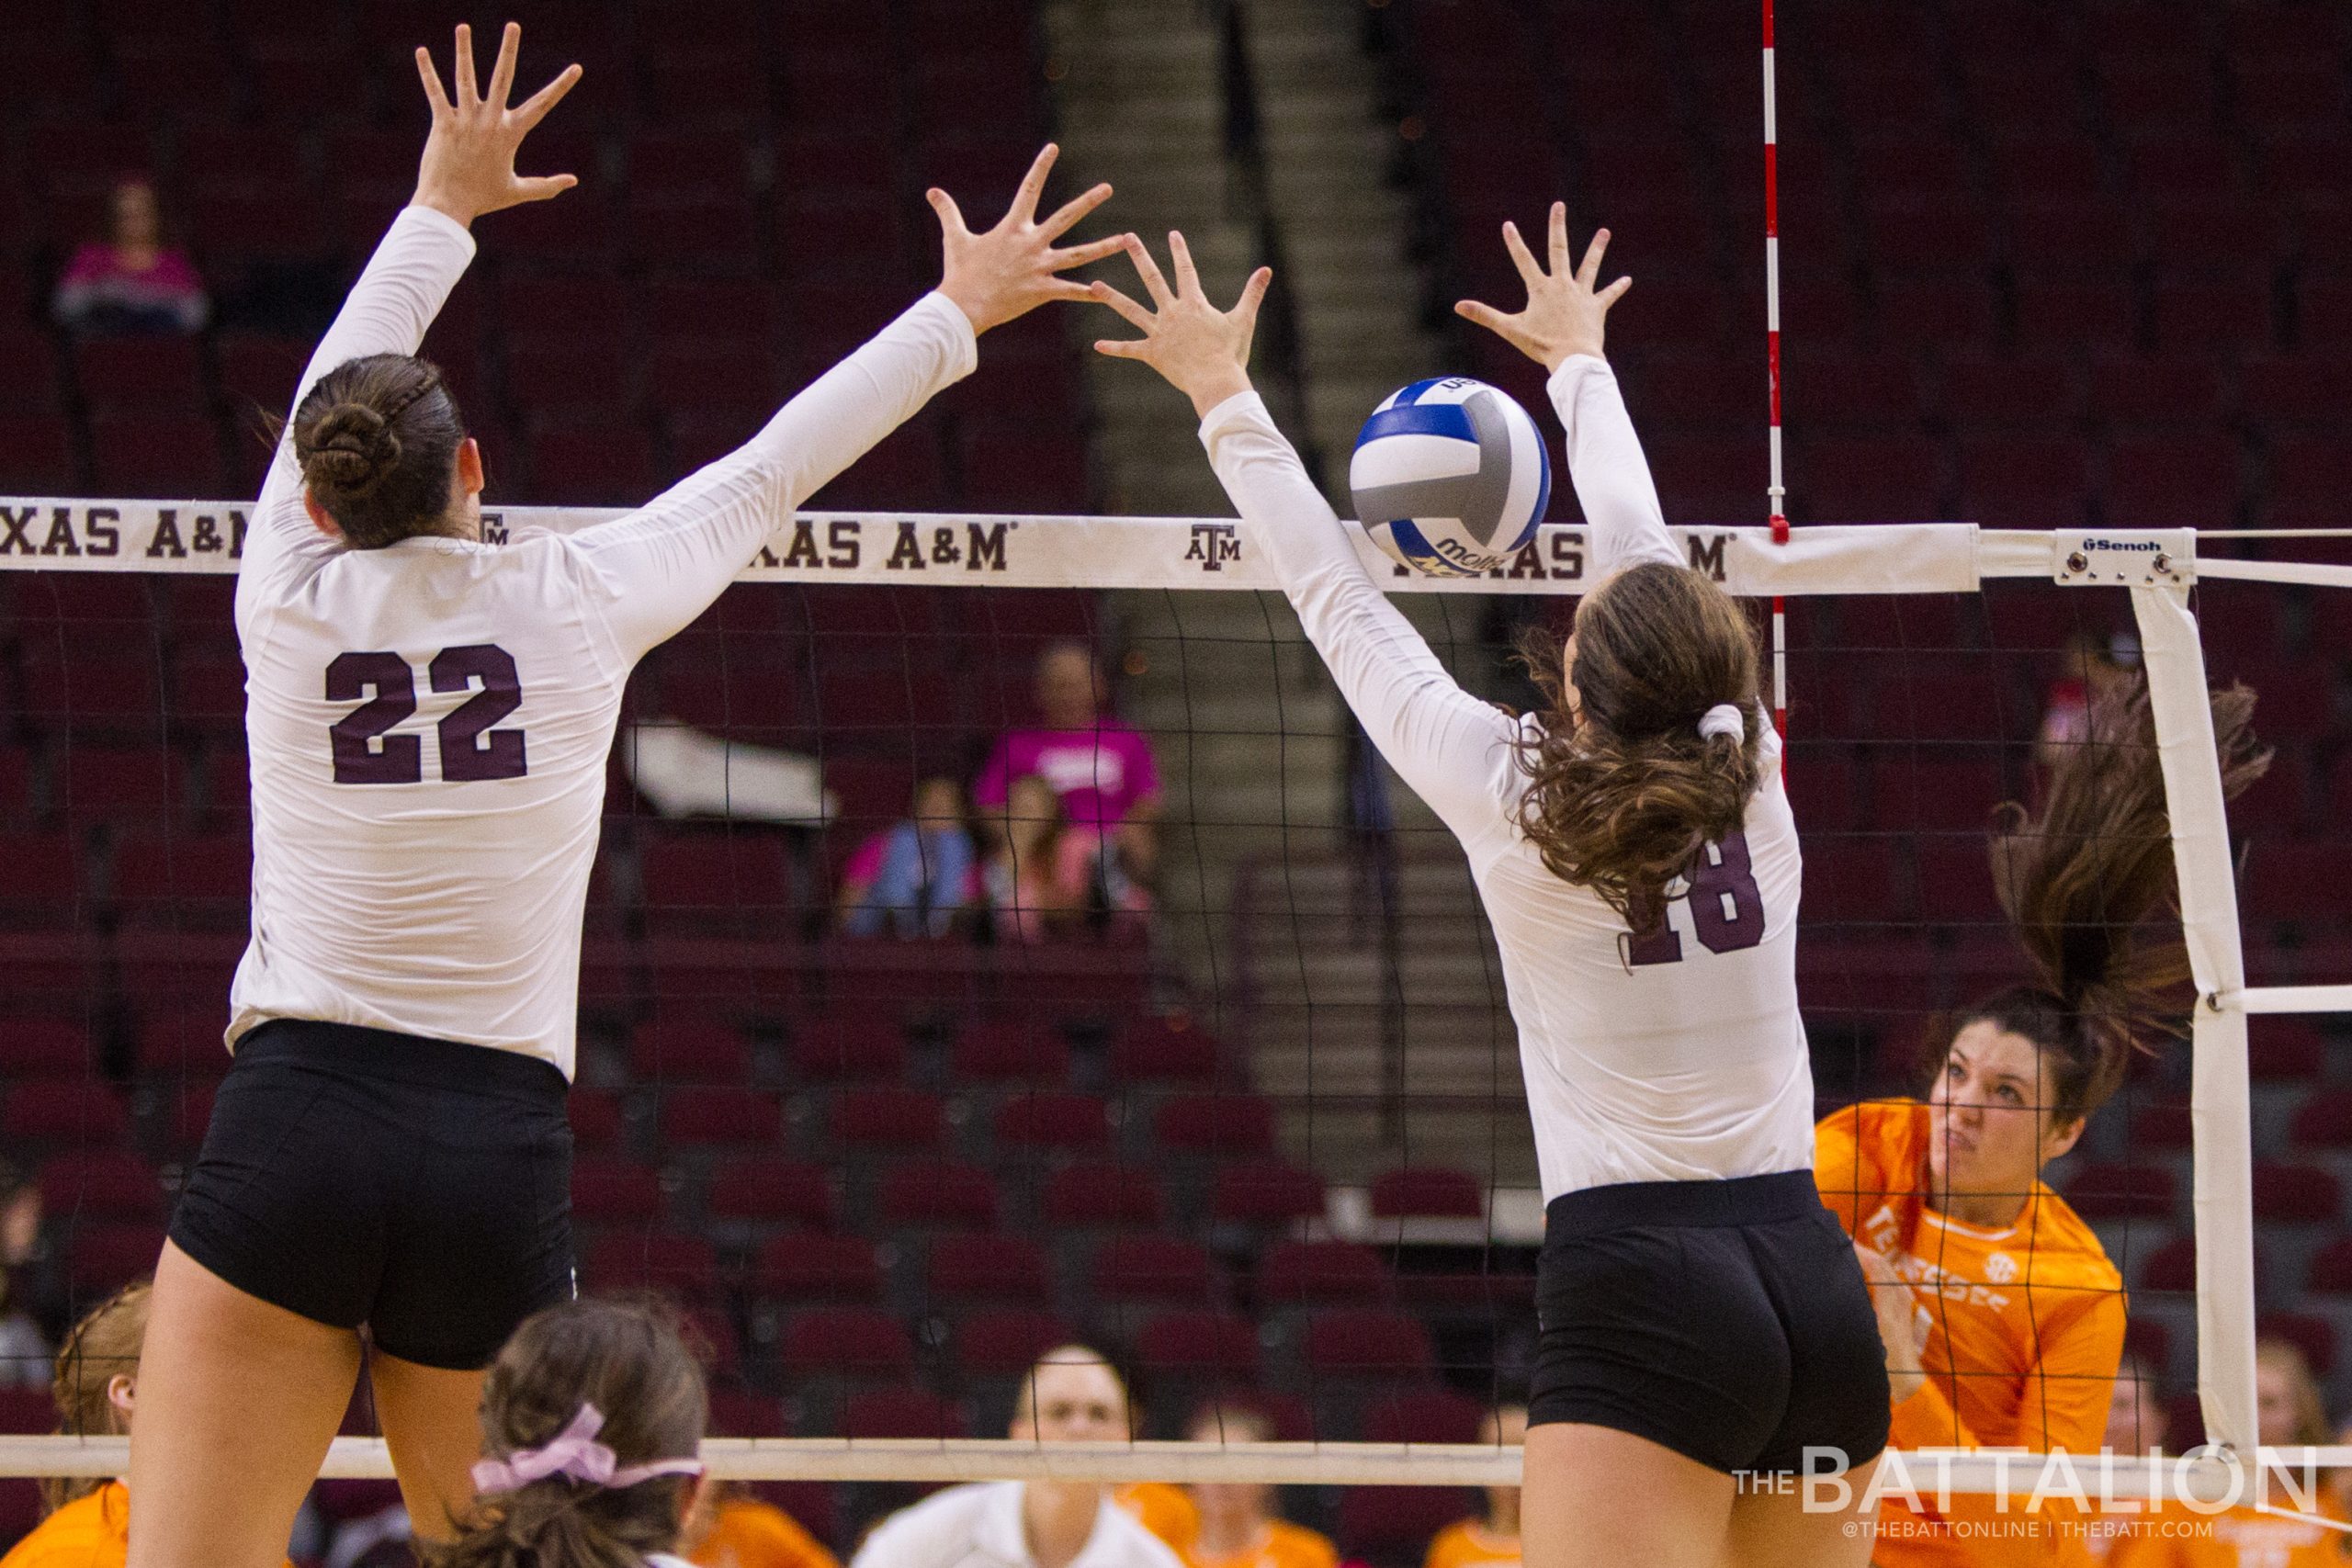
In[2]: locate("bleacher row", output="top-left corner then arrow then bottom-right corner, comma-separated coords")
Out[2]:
1390,0 -> 2352,531
0,0 -> 1092,514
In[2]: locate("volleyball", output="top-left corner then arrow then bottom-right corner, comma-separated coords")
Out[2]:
1349,377 -> 1552,578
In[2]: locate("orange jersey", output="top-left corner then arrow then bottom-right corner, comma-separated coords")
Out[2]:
689,1495 -> 840,1568
2100,1499 -> 2348,1567
1818,1100 -> 2129,1567
0,1483 -> 129,1568
1423,1519 -> 1521,1568
0,1483 -> 295,1568
1184,1520 -> 1338,1568
1120,1483 -> 1200,1554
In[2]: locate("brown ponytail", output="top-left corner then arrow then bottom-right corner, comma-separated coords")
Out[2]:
291,354 -> 469,549
45,1280 -> 149,1515
1513,560 -> 1766,935
1950,676 -> 2269,1126
424,1297 -> 708,1568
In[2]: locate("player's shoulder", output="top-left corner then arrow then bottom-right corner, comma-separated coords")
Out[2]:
2025,1190 -> 2126,1292
0,1487 -> 117,1568
1268,1520 -> 1340,1568
1818,1098 -> 1928,1153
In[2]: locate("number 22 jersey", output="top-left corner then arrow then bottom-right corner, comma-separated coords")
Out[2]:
1198,356 -> 1815,1202
230,206 -> 977,1076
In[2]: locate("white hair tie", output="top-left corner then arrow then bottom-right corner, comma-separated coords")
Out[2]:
1698,704 -> 1747,742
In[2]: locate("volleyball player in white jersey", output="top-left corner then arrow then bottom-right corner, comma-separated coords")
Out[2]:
1088,209 -> 1886,1568
127,26 -> 1125,1568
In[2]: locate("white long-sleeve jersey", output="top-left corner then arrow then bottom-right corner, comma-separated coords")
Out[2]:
231,205 -> 977,1076
1199,356 -> 1815,1201
849,1483 -> 1183,1568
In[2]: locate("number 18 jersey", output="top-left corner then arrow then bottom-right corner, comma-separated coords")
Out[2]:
1197,355 -> 1816,1201
230,207 -> 977,1076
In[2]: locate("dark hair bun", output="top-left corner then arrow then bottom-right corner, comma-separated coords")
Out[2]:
301,401 -> 401,502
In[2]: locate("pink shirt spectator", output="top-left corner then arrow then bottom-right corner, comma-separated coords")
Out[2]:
973,723 -> 1160,829
53,242 -> 209,334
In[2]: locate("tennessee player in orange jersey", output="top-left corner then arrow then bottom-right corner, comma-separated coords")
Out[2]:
0,1281 -> 293,1568
1119,1483 -> 1199,1556
2102,1340 -> 2346,1568
684,1483 -> 841,1568
1817,676 -> 2269,1568
1425,1405 -> 1528,1568
1174,1405 -> 1337,1568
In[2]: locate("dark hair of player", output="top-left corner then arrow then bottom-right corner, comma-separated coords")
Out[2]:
1512,559 -> 1766,937
1940,676 -> 2268,1130
292,353 -> 470,549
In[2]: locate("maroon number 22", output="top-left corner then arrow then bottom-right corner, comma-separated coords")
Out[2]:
327,645 -> 528,784
1625,830 -> 1767,965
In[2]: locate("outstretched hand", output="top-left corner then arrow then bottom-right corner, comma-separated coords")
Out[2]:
1090,232 -> 1272,418
1853,1241 -> 1926,1404
931,145 -> 1122,336
412,22 -> 582,228
1456,203 -> 1630,373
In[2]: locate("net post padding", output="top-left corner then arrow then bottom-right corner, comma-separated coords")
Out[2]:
2131,584 -> 2258,1458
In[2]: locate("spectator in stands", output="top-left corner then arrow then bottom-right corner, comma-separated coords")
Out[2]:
2098,1352 -> 2165,1457
0,1160 -> 56,1385
982,774 -> 1085,942
51,177 -> 209,337
2101,1337 -> 2340,1565
432,1297 -> 707,1568
837,775 -> 979,939
1178,1404 -> 1334,1568
2038,629 -> 2139,771
1423,1404 -> 1525,1568
0,1280 -> 150,1568
683,1481 -> 838,1568
975,642 -> 1161,917
849,1345 -> 1181,1568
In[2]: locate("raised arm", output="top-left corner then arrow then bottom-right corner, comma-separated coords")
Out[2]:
1090,234 -> 1519,852
240,21 -> 581,623
574,144 -> 1125,663
1457,206 -> 1676,576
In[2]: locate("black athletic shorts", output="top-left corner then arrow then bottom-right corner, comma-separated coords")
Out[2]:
169,1018 -> 576,1371
1528,1169 -> 1890,1476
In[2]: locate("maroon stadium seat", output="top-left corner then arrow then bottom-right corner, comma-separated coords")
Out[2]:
1153,1094 -> 1277,1158
581,1232 -> 721,1301
106,832 -> 251,930
1209,1162 -> 1328,1227
950,1020 -> 1069,1087
922,1233 -> 1053,1307
876,1158 -> 1000,1230
628,1017 -> 755,1084
756,1233 -> 884,1305
0,1018 -> 94,1077
1133,1310 -> 1261,1380
638,830 -> 796,939
2,1078 -> 130,1146
657,1087 -> 784,1146
706,1158 -> 835,1229
791,1016 -> 909,1084
841,1387 -> 966,1440
1300,1310 -> 1435,1380
570,1158 -> 664,1226
1091,1235 -> 1216,1307
1369,1168 -> 1483,1221
2063,1161 -> 2178,1222
1108,1015 -> 1220,1088
1039,1163 -> 1165,1232
64,1222 -> 165,1296
1259,1241 -> 1390,1307
2252,1162 -> 2341,1224
776,1307 -> 913,1380
953,1311 -> 1075,1378
992,1092 -> 1112,1156
39,1152 -> 164,1222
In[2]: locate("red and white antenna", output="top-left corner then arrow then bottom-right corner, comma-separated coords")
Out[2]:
1763,0 -> 1789,735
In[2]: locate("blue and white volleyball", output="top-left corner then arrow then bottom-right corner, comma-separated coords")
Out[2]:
1349,377 -> 1552,578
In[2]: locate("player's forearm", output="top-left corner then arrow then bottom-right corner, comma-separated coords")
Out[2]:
293,206 -> 476,421
1546,355 -> 1678,577
735,290 -> 977,505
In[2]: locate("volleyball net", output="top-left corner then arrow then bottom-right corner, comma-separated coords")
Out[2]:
0,498 -> 2344,1529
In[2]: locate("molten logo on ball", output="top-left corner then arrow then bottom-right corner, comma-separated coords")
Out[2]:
1350,377 -> 1552,578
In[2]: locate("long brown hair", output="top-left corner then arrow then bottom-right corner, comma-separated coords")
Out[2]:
45,1280 -> 150,1514
291,354 -> 469,549
425,1297 -> 708,1568
1946,677 -> 2267,1128
1513,561 -> 1766,935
